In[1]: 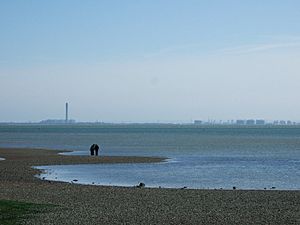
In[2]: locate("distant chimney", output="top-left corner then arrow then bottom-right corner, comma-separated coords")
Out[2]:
65,102 -> 68,122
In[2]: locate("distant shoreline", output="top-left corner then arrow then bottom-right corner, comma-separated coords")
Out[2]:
1,122 -> 300,128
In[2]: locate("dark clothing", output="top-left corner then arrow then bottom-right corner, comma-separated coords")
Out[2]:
94,144 -> 99,156
90,144 -> 100,156
90,144 -> 95,156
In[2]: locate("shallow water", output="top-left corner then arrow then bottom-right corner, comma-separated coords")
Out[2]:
36,154 -> 299,190
1,124 -> 300,189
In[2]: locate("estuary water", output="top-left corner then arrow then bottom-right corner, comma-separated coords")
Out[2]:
1,124 -> 300,190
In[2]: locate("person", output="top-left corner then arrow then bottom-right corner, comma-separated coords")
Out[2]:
90,144 -> 95,156
90,144 -> 100,156
94,144 -> 100,156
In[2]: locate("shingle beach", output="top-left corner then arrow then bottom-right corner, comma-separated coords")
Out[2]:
0,148 -> 299,225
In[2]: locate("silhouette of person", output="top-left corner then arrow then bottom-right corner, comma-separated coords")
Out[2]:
90,144 -> 100,156
90,144 -> 95,156
94,144 -> 99,156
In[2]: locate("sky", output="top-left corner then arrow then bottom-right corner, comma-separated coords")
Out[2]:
1,0 -> 300,123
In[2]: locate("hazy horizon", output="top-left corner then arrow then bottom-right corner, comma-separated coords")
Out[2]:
1,1 -> 300,123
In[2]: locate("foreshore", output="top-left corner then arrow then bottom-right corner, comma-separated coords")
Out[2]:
0,148 -> 299,224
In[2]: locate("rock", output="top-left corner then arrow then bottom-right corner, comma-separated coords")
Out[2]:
137,182 -> 145,188
73,179 -> 78,182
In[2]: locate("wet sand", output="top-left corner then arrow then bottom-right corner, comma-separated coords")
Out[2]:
0,148 -> 299,225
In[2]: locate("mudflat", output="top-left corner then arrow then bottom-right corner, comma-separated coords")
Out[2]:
0,148 -> 299,225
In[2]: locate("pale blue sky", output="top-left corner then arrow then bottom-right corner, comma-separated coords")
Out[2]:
1,1 -> 300,122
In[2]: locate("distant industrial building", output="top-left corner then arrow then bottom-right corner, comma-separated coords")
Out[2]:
236,120 -> 245,125
236,119 -> 265,125
194,120 -> 203,125
40,119 -> 75,124
39,102 -> 75,124
255,120 -> 265,125
246,120 -> 255,125
279,120 -> 286,125
66,102 -> 69,123
192,118 -> 297,126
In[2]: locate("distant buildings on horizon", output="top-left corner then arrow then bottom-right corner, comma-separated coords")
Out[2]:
37,119 -> 300,125
39,119 -> 76,124
3,102 -> 299,125
1,119 -> 300,125
194,119 -> 299,126
39,102 -> 76,124
29,102 -> 300,126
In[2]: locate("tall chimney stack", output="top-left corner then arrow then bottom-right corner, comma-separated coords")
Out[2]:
65,102 -> 68,123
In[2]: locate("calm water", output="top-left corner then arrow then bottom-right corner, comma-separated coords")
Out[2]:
1,124 -> 300,190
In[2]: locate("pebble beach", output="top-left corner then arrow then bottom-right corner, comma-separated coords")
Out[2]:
0,148 -> 299,225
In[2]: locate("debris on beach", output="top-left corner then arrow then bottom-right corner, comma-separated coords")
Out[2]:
136,182 -> 145,188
